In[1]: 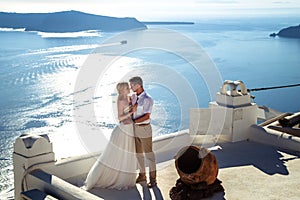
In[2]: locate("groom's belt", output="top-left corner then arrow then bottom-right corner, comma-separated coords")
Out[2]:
134,123 -> 150,127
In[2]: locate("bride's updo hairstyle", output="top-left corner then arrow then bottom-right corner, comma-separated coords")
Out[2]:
116,82 -> 129,94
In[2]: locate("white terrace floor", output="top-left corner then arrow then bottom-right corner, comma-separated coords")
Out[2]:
80,140 -> 300,200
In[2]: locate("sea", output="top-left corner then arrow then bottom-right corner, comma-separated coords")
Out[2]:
0,15 -> 300,197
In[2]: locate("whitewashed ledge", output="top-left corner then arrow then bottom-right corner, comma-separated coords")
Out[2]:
15,120 -> 300,199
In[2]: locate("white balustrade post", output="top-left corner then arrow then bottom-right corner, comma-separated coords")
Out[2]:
13,133 -> 55,199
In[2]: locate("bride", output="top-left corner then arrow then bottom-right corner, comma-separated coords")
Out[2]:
81,82 -> 137,190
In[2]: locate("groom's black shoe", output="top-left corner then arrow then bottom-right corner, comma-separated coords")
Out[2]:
147,180 -> 157,188
136,175 -> 147,183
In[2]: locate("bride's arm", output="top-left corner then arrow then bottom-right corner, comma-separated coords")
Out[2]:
117,99 -> 133,122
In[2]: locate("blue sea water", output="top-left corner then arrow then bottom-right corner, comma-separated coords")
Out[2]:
0,16 -> 300,195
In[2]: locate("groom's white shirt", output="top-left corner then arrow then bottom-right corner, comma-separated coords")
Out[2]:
132,91 -> 153,125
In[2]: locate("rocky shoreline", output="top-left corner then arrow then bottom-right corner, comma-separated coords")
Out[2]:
270,24 -> 300,38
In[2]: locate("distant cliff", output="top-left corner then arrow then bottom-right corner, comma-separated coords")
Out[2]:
270,24 -> 300,38
0,10 -> 147,32
143,21 -> 194,25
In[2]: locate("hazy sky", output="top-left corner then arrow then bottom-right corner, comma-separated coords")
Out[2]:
1,0 -> 300,20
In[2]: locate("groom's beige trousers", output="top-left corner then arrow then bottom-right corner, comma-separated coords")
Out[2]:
134,124 -> 156,181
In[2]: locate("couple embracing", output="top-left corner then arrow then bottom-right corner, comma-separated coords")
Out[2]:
81,76 -> 157,191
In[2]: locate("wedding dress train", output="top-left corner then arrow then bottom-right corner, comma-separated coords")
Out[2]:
83,123 -> 137,190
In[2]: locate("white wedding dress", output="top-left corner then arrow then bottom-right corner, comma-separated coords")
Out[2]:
82,122 -> 137,190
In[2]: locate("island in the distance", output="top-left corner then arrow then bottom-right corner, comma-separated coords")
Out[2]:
270,24 -> 300,39
0,10 -> 147,32
143,21 -> 194,25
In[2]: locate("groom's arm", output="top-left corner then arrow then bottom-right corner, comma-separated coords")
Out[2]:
133,113 -> 150,124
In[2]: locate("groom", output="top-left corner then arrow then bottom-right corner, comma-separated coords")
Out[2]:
129,76 -> 157,188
